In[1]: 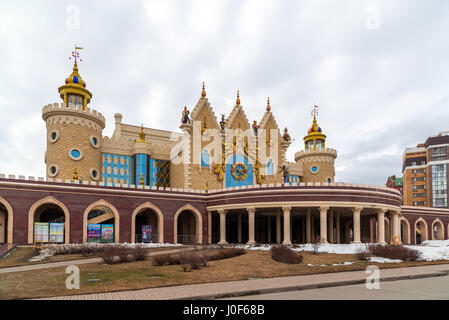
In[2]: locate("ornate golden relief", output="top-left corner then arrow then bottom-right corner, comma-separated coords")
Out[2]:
214,152 -> 226,181
254,159 -> 265,185
266,131 -> 273,146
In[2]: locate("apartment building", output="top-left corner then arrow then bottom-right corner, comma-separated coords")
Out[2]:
402,132 -> 449,208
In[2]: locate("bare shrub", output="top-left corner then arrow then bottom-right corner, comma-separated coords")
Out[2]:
201,253 -> 209,267
311,235 -> 322,255
133,244 -> 146,261
270,245 -> 303,264
98,244 -> 117,264
117,245 -> 130,263
81,244 -> 89,257
179,252 -> 192,272
355,248 -> 370,261
152,254 -> 170,266
208,248 -> 246,261
190,253 -> 203,270
367,244 -> 421,261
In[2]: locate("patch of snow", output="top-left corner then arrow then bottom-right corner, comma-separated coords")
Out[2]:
404,245 -> 449,262
331,262 -> 353,266
369,257 -> 402,263
419,240 -> 449,247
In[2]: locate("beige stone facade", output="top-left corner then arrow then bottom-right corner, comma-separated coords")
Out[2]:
43,61 -> 338,192
42,103 -> 105,183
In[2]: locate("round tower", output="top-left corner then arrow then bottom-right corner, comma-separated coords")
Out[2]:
295,106 -> 337,183
42,48 -> 105,182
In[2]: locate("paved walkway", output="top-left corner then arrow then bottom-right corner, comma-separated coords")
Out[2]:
41,263 -> 449,300
0,247 -> 191,274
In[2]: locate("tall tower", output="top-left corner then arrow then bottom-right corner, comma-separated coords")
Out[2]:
295,106 -> 337,183
42,47 -> 105,182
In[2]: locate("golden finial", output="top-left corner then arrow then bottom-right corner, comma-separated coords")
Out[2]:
72,168 -> 79,182
138,124 -> 146,142
205,181 -> 209,193
140,173 -> 144,186
312,105 -> 318,125
201,82 -> 206,98
236,90 -> 240,106
267,97 -> 271,112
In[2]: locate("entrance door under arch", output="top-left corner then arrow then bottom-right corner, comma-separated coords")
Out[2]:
0,203 -> 7,244
177,210 -> 197,244
86,205 -> 117,243
33,204 -> 66,243
135,209 -> 159,243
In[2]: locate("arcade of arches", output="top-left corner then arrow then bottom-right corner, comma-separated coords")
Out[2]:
3,195 -> 449,245
208,206 -> 401,245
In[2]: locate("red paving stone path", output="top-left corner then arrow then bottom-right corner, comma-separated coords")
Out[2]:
40,264 -> 449,300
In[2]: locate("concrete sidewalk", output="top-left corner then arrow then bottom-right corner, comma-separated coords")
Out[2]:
0,247 -> 191,274
41,263 -> 449,300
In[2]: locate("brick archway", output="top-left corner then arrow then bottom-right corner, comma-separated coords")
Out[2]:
0,197 -> 13,244
82,200 -> 120,243
28,196 -> 70,244
400,217 -> 411,244
131,202 -> 164,243
173,204 -> 203,244
431,218 -> 444,240
415,217 -> 428,244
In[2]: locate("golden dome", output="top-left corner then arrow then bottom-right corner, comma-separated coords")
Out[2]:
307,112 -> 324,134
58,47 -> 92,110
64,60 -> 87,88
304,106 -> 326,150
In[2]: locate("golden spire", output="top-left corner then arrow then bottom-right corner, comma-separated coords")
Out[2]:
72,168 -> 79,182
236,90 -> 240,106
138,124 -> 146,142
140,173 -> 144,186
201,82 -> 206,98
267,97 -> 271,112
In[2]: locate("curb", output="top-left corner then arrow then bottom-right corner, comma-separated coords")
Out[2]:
176,271 -> 449,300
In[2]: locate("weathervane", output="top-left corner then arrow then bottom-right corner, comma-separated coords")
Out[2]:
311,105 -> 319,119
69,44 -> 84,63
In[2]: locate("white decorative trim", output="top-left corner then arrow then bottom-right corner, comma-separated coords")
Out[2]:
48,130 -> 59,143
68,148 -> 83,161
90,135 -> 100,149
48,165 -> 59,177
90,168 -> 100,181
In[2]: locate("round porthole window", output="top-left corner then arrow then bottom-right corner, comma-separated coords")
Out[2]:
49,131 -> 59,143
48,165 -> 59,177
310,165 -> 319,174
90,136 -> 100,148
327,178 -> 332,183
90,168 -> 100,180
69,148 -> 83,161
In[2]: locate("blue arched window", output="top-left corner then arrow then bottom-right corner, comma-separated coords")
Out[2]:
267,159 -> 274,175
201,149 -> 209,167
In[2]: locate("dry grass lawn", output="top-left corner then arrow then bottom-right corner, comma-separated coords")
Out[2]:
1,250 -> 449,300
0,246 -> 171,268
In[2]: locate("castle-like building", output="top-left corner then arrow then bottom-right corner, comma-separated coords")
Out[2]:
42,56 -> 337,190
1,50 -> 449,247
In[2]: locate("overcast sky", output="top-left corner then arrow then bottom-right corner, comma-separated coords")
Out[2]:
0,0 -> 448,185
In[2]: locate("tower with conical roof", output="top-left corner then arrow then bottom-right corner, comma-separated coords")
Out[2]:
295,106 -> 337,183
42,47 -> 105,183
